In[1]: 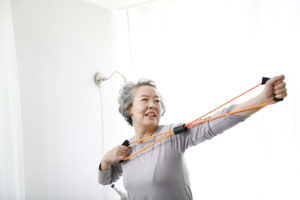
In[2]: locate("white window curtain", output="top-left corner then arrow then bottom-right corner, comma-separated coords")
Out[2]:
0,0 -> 25,199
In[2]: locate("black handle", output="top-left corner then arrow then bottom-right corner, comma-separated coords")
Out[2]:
173,124 -> 188,135
119,140 -> 130,163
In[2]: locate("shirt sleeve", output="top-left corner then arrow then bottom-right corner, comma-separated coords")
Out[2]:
171,104 -> 249,153
98,161 -> 123,185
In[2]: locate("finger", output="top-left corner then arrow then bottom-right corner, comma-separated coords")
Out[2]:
119,155 -> 126,160
117,149 -> 127,155
116,149 -> 125,154
116,151 -> 127,157
274,79 -> 285,87
274,88 -> 287,95
121,150 -> 129,155
276,74 -> 285,81
120,146 -> 131,150
114,151 -> 122,157
266,74 -> 285,87
120,146 -> 131,153
275,92 -> 287,99
117,147 -> 128,154
274,82 -> 286,90
274,81 -> 282,86
279,74 -> 285,80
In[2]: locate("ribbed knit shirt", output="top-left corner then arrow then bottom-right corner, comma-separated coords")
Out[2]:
99,105 -> 248,200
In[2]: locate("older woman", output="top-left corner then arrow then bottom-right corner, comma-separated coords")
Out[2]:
98,75 -> 287,200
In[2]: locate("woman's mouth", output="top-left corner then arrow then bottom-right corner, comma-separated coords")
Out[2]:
145,112 -> 156,117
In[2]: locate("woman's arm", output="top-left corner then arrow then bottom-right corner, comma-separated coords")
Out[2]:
171,75 -> 287,152
232,74 -> 287,116
98,145 -> 131,185
99,145 -> 131,170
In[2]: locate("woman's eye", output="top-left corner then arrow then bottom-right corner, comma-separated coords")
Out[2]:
155,100 -> 160,102
141,99 -> 147,101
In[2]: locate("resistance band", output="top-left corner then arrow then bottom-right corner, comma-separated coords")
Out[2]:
120,77 -> 283,162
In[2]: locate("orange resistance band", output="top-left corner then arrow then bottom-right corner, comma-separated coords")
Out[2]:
122,81 -> 278,161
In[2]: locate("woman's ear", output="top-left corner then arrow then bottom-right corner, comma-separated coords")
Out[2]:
126,106 -> 132,116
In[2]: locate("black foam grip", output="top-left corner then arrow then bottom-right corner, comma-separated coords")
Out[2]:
173,124 -> 188,135
119,140 -> 130,163
262,77 -> 270,85
273,97 -> 284,102
121,140 -> 130,146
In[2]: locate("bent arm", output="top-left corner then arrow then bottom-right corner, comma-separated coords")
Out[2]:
98,161 -> 123,185
98,145 -> 130,185
99,159 -> 112,171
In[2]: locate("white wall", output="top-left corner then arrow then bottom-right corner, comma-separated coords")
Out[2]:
9,0 -> 300,199
11,0 -> 127,199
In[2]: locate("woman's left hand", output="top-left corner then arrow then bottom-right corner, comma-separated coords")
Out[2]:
260,74 -> 287,102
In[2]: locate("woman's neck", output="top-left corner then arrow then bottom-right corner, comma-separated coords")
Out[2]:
133,124 -> 158,141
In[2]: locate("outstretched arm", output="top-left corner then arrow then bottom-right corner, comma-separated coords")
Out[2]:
232,74 -> 287,116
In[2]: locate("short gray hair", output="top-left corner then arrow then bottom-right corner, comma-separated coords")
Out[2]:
118,78 -> 166,126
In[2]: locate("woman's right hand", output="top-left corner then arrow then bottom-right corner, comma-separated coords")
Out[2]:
100,145 -> 131,171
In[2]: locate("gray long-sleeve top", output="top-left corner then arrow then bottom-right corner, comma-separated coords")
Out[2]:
98,105 -> 248,200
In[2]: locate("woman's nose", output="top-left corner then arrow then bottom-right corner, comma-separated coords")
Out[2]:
148,101 -> 156,108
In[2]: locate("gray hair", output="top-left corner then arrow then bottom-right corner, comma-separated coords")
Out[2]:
118,78 -> 166,126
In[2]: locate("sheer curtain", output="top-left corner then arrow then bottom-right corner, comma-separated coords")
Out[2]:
0,0 -> 25,199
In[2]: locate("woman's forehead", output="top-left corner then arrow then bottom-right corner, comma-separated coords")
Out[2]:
134,85 -> 159,97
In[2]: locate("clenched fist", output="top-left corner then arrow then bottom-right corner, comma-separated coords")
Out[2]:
261,74 -> 287,102
100,145 -> 131,171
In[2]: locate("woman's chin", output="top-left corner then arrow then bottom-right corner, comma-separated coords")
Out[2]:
143,119 -> 159,127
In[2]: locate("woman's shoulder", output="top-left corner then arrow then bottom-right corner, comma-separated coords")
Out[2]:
158,123 -> 185,130
127,123 -> 185,143
155,123 -> 186,139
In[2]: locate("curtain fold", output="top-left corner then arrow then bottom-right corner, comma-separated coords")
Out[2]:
0,0 -> 25,199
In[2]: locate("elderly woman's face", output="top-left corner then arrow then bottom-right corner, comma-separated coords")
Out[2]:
128,85 -> 162,129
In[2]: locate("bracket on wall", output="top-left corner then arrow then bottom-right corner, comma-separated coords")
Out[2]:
94,71 -> 127,87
